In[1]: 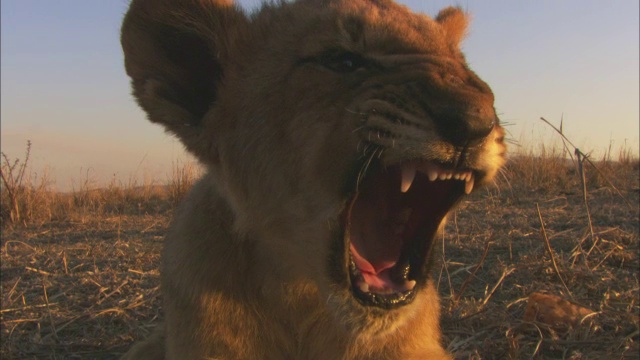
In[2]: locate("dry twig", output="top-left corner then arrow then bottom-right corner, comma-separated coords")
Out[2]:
575,151 -> 597,260
539,117 -> 633,209
536,203 -> 572,297
453,241 -> 491,306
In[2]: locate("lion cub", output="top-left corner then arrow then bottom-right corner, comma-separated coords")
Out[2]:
121,0 -> 505,359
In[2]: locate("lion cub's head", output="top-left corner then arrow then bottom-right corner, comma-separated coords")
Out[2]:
122,0 -> 505,335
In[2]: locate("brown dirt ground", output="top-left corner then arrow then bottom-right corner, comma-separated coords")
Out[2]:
1,171 -> 638,359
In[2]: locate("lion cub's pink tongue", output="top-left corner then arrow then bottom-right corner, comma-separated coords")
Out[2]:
350,243 -> 400,289
350,242 -> 397,274
349,202 -> 405,290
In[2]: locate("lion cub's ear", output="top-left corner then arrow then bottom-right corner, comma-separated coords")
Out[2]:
435,6 -> 468,47
121,0 -> 248,160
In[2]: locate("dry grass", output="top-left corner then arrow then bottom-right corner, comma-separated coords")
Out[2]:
1,142 -> 638,359
1,216 -> 165,359
1,144 -> 201,228
439,155 -> 639,359
1,143 -> 202,359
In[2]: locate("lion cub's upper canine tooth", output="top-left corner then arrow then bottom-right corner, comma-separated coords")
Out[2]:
400,164 -> 417,193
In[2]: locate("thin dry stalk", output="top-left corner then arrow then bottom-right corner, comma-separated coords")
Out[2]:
440,230 -> 455,299
558,114 -> 576,164
0,303 -> 57,314
25,267 -> 52,276
480,266 -> 515,307
575,151 -> 597,260
42,281 -> 59,343
453,241 -> 491,306
62,251 -> 69,275
539,117 -> 633,209
97,280 -> 129,305
530,324 -> 545,358
536,203 -> 572,297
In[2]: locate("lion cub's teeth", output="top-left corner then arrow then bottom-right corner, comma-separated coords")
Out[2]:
403,280 -> 417,291
464,173 -> 475,194
400,164 -> 417,193
358,282 -> 370,293
426,168 -> 438,181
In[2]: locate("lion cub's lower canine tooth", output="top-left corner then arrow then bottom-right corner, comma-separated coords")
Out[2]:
359,282 -> 370,293
465,174 -> 476,194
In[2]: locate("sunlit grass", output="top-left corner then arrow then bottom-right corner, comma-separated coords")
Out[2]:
1,142 -> 202,228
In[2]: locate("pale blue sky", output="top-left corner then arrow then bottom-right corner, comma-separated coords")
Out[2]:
2,0 -> 638,190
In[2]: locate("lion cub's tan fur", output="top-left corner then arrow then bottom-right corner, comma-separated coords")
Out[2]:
121,0 -> 505,359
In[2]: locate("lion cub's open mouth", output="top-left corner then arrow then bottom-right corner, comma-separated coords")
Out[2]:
343,162 -> 474,309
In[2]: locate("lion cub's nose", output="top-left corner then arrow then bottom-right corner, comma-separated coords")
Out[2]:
438,106 -> 497,148
423,69 -> 498,148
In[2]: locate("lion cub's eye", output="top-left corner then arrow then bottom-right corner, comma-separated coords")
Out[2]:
319,51 -> 367,73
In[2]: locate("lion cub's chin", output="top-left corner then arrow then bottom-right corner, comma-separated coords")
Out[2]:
326,280 -> 441,340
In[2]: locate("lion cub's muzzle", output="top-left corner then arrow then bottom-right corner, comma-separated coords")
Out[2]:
419,67 -> 498,149
337,63 -> 504,310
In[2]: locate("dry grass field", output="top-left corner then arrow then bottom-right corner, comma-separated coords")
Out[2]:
1,142 -> 638,359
